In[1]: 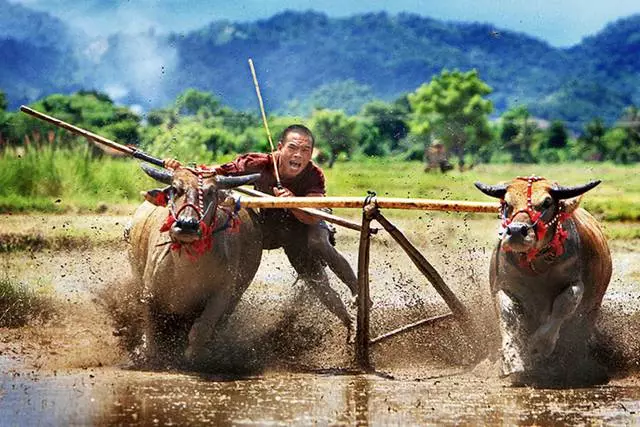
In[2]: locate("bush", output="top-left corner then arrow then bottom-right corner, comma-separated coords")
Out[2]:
0,275 -> 56,327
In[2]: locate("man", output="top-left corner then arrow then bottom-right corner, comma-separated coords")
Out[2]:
164,124 -> 358,339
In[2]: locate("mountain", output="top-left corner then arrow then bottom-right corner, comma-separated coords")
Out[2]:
0,0 -> 82,107
0,6 -> 638,131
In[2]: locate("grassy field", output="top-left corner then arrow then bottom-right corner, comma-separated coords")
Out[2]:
1,147 -> 638,221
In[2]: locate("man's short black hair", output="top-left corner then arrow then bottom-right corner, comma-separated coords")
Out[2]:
279,124 -> 315,148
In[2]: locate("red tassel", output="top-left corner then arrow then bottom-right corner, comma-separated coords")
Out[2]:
155,191 -> 168,207
159,214 -> 176,232
228,214 -> 241,233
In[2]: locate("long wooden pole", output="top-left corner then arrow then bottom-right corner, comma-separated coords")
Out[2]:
355,201 -> 375,372
373,210 -> 473,333
20,106 -> 165,167
233,186 -> 366,232
248,58 -> 282,188
237,196 -> 500,213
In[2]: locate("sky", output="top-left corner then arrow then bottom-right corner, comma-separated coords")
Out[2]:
10,0 -> 640,47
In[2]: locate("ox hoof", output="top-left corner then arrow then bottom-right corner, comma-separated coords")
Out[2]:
530,327 -> 560,360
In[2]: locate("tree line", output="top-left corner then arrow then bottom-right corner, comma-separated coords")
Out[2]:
1,69 -> 639,167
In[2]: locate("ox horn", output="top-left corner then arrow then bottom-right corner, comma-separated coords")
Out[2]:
474,181 -> 507,199
550,180 -> 601,200
216,173 -> 262,189
140,163 -> 173,185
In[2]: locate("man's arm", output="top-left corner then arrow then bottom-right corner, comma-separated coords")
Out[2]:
273,187 -> 322,225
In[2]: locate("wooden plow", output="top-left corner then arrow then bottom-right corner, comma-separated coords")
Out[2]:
235,191 -> 499,372
17,106 -> 499,371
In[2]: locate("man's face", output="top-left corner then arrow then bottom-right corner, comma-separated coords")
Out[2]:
277,130 -> 313,179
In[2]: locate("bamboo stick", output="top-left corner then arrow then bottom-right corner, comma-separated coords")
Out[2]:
237,196 -> 500,213
232,186 -> 365,232
373,211 -> 471,326
370,312 -> 453,346
20,106 -> 165,167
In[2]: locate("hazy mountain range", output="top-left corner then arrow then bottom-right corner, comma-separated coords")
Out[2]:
1,0 -> 639,129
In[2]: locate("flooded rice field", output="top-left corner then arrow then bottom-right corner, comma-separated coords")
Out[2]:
1,214 -> 640,425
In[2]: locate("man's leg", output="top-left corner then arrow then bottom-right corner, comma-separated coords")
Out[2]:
308,222 -> 358,297
283,242 -> 354,334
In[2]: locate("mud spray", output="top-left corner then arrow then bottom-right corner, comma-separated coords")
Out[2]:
3,216 -> 639,386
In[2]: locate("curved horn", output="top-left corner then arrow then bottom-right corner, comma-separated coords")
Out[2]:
140,163 -> 173,185
474,181 -> 507,199
550,180 -> 601,200
216,173 -> 262,190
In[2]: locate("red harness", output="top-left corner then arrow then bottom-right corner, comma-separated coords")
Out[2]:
157,167 -> 241,261
500,176 -> 570,266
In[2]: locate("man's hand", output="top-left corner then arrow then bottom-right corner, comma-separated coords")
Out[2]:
273,187 -> 294,198
273,188 -> 322,225
164,158 -> 182,170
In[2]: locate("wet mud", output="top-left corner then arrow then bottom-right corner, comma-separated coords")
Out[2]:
1,215 -> 640,424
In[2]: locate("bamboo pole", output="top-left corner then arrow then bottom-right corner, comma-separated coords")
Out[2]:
232,186 -> 366,232
370,312 -> 453,346
237,196 -> 499,213
372,211 -> 472,328
20,106 -> 165,167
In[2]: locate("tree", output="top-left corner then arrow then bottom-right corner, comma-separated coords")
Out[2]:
618,105 -> 640,145
0,90 -> 7,112
7,91 -> 141,151
545,120 -> 569,149
360,100 -> 409,152
175,89 -> 221,117
578,118 -> 607,161
499,106 -> 538,163
408,69 -> 493,169
311,109 -> 358,167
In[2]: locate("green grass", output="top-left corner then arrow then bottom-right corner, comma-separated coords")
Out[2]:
0,274 -> 56,327
0,145 -> 155,213
324,159 -> 640,221
1,147 -> 639,221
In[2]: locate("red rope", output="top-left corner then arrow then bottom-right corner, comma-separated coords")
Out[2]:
500,176 -> 570,267
156,167 -> 241,261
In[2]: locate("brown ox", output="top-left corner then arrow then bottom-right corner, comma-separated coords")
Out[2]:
128,164 -> 262,366
475,176 -> 612,385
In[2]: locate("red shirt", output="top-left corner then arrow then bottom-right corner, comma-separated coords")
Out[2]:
215,153 -> 326,196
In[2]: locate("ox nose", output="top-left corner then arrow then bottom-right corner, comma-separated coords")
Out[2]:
506,223 -> 529,237
175,217 -> 200,234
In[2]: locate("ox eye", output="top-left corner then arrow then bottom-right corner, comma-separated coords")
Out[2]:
537,197 -> 553,210
502,203 -> 513,217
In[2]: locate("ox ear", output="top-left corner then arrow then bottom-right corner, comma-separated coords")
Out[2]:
140,163 -> 173,185
559,196 -> 583,214
549,180 -> 601,200
142,187 -> 170,207
215,173 -> 262,190
474,181 -> 507,199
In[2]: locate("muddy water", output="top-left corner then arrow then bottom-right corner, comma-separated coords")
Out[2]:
2,369 -> 640,425
2,215 -> 640,425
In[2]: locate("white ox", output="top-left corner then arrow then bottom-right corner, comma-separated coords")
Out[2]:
128,164 -> 262,366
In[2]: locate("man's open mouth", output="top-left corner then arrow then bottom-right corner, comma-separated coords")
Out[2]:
289,160 -> 302,170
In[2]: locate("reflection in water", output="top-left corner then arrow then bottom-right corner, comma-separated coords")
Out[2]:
1,368 -> 639,425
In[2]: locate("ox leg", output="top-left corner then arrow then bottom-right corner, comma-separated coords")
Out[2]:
495,290 -> 528,376
529,282 -> 584,359
143,303 -> 191,368
184,279 -> 250,364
